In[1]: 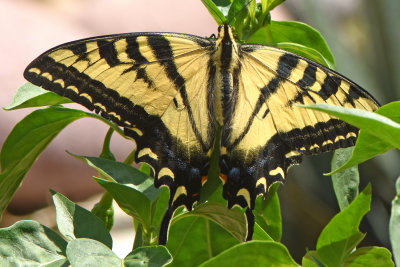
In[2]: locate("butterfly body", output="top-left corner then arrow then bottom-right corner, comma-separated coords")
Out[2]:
24,24 -> 379,245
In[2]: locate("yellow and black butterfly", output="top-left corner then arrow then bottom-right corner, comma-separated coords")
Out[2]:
24,21 -> 379,244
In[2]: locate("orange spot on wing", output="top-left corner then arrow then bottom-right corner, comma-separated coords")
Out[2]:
219,173 -> 227,184
201,176 -> 208,185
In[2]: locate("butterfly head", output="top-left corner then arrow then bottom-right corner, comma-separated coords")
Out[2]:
217,24 -> 235,40
215,24 -> 239,59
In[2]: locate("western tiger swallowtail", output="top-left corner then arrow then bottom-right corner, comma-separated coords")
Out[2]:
24,22 -> 379,245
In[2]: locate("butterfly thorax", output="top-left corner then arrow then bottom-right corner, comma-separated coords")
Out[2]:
214,24 -> 241,126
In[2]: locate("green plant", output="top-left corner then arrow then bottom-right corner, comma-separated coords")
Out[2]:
0,0 -> 398,266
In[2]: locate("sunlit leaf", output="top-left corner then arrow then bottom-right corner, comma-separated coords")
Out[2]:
0,221 -> 68,266
51,190 -> 112,248
199,241 -> 297,266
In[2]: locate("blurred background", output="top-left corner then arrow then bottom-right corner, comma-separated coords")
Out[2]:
0,0 -> 399,261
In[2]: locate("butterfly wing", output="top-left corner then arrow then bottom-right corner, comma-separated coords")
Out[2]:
220,44 -> 379,212
24,32 -> 217,244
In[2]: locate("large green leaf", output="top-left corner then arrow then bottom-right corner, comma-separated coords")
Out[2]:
303,102 -> 400,173
315,184 -> 372,266
333,101 -> 400,173
124,246 -> 172,267
0,106 -> 126,220
1,107 -> 86,171
248,20 -> 335,68
270,20 -> 334,65
51,190 -> 113,248
165,201 -> 273,266
330,131 -> 393,175
0,107 -> 87,219
66,238 -> 121,267
175,202 -> 247,242
304,104 -> 400,148
390,177 -> 400,266
4,82 -> 71,110
0,220 -> 68,267
277,42 -> 334,69
199,241 -> 298,266
166,215 -> 239,267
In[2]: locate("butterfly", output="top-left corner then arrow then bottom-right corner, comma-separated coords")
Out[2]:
24,23 -> 379,245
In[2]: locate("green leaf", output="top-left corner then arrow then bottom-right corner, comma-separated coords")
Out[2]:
165,202 -> 272,266
343,246 -> 394,266
94,177 -> 152,229
51,190 -> 113,248
199,241 -> 298,266
331,147 -> 359,210
0,107 -> 87,219
303,104 -> 400,149
248,20 -> 335,67
301,243 -> 394,266
66,238 -> 121,267
276,42 -> 334,69
316,184 -> 372,266
0,220 -> 68,266
266,0 -> 285,12
252,223 -> 273,241
0,107 -> 87,171
270,21 -> 335,66
140,163 -> 152,176
71,155 -> 160,202
329,131 -> 393,175
201,0 -> 228,24
167,215 -> 239,266
227,0 -> 248,25
318,233 -> 366,266
390,176 -> 400,266
4,82 -> 72,110
176,202 -> 247,242
323,102 -> 400,173
124,246 -> 172,267
255,182 -> 282,241
261,0 -> 268,15
248,0 -> 256,23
